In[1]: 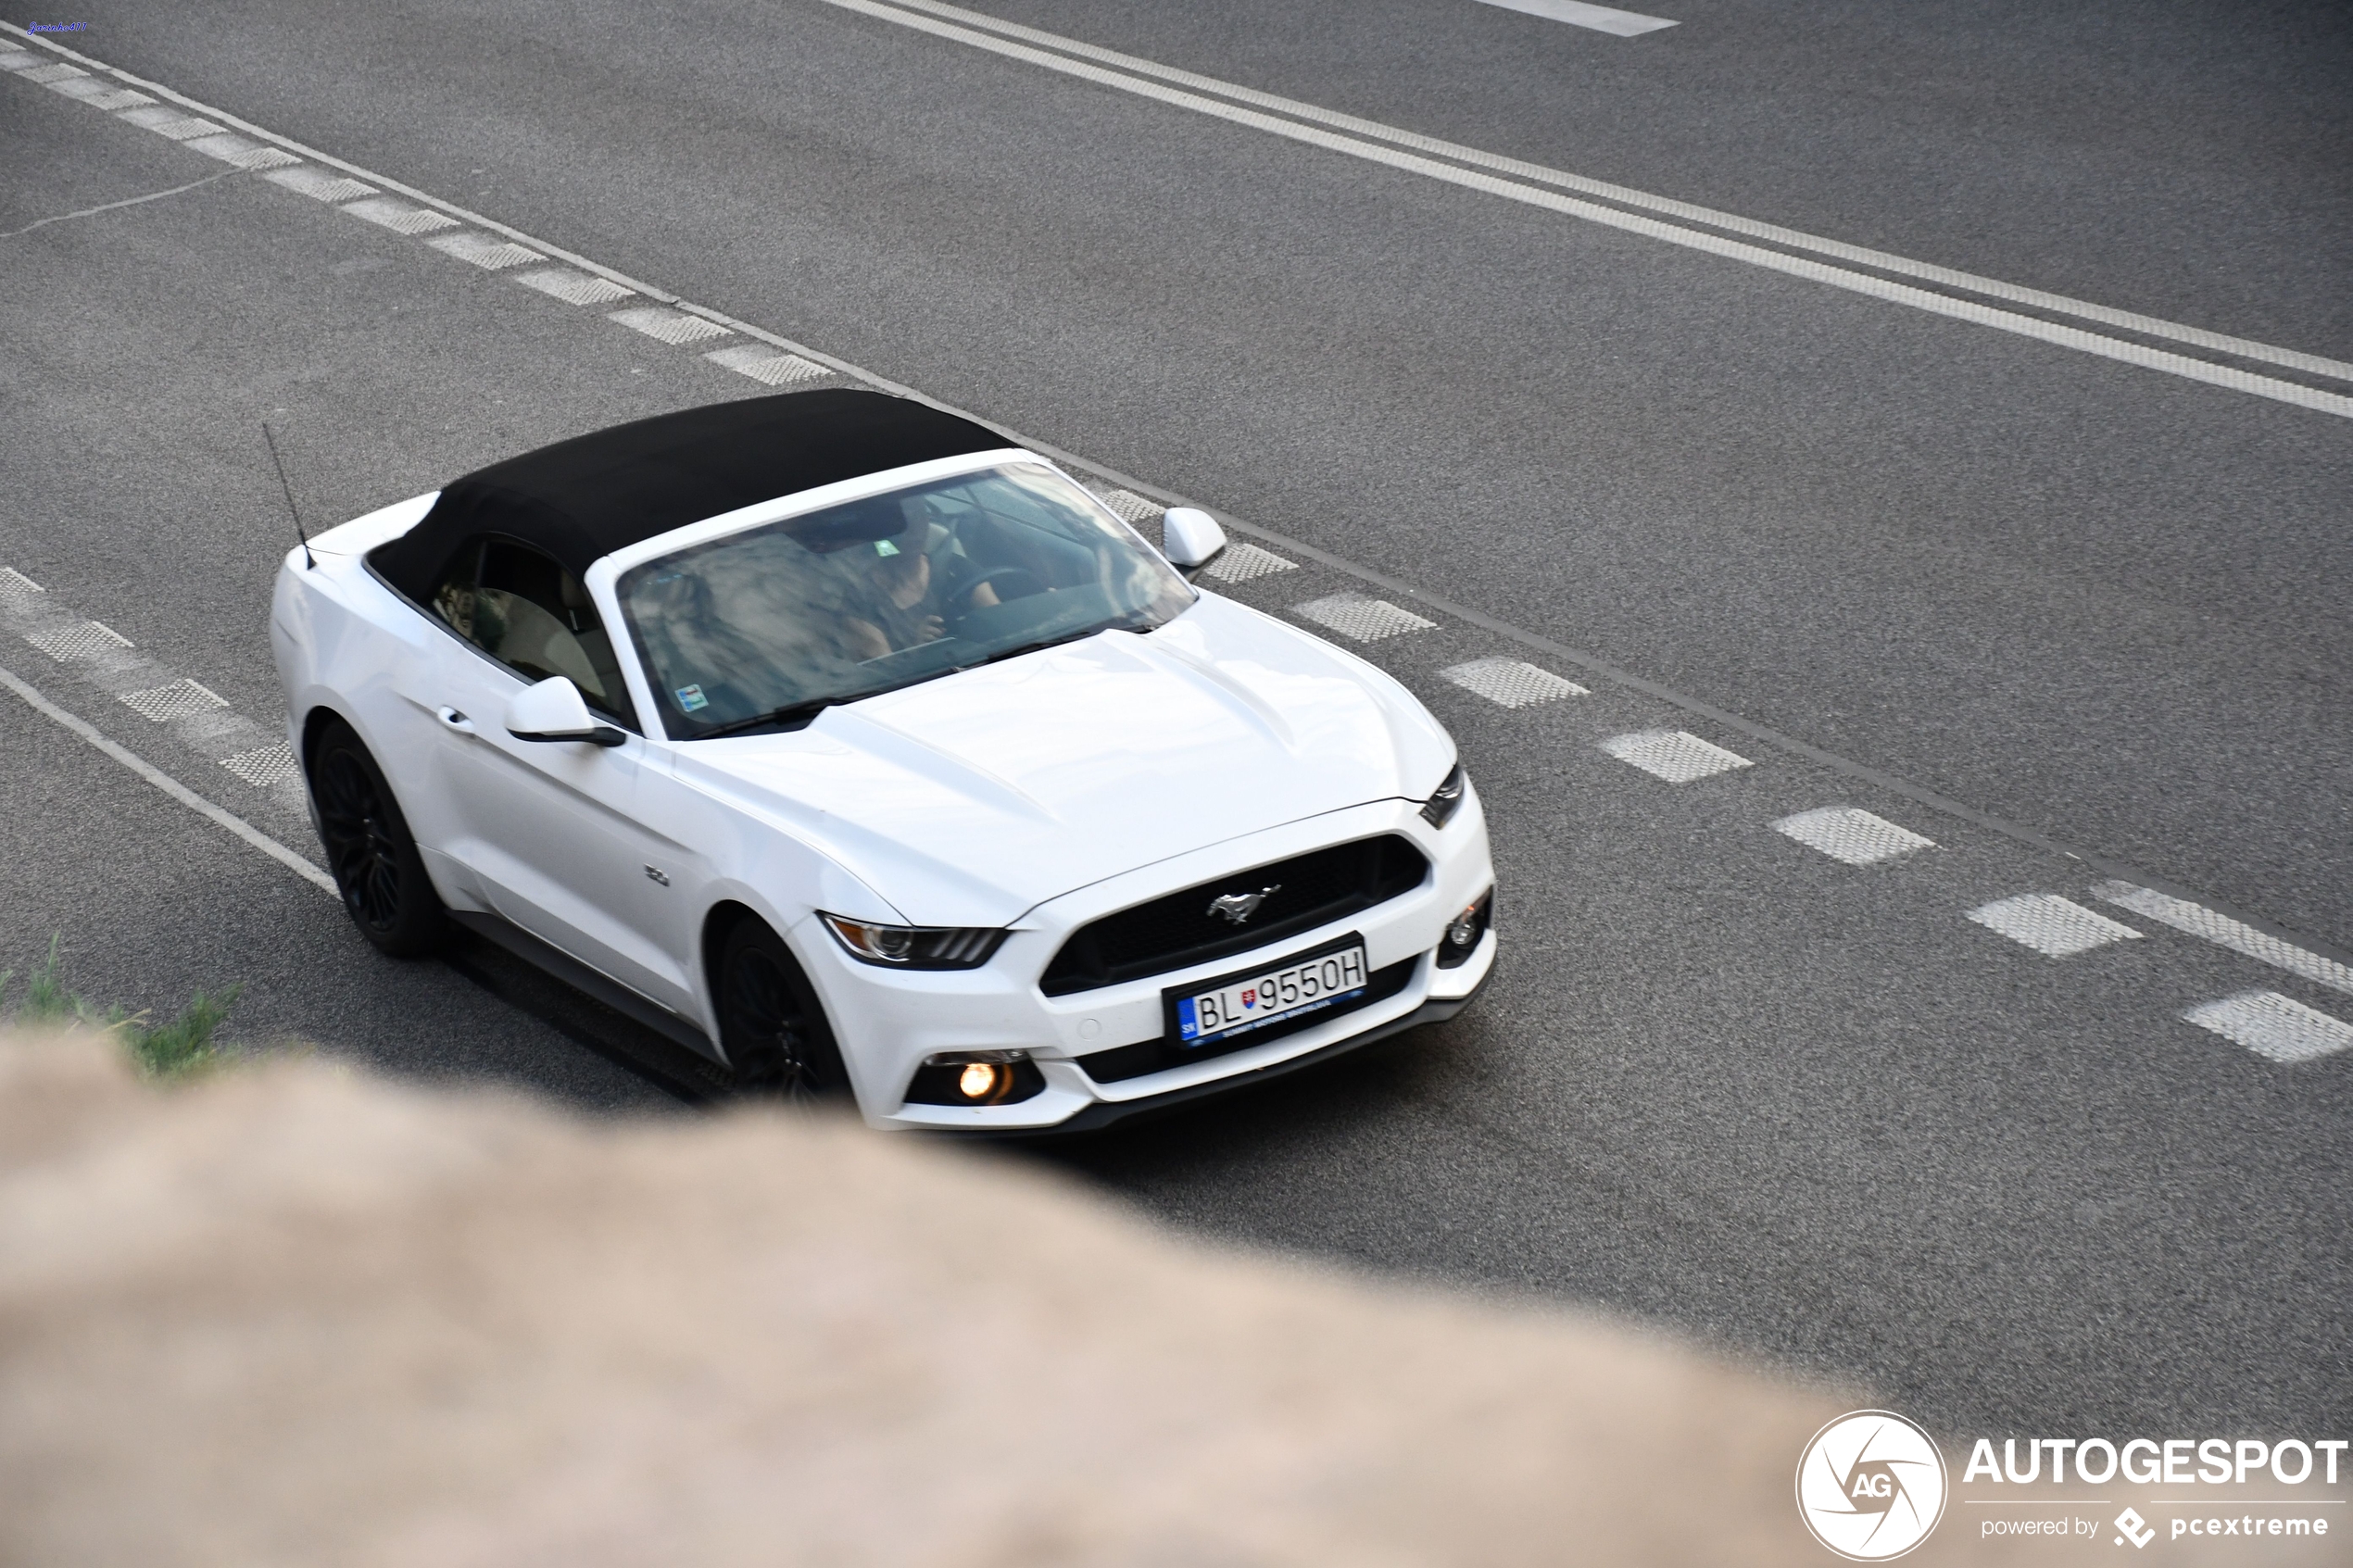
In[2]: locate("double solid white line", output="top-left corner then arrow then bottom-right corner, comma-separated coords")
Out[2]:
814,0 -> 2353,420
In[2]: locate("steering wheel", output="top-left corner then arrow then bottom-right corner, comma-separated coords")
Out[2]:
959,567 -> 1048,607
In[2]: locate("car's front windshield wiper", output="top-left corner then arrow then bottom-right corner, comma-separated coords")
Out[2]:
690,618 -> 1160,740
693,693 -> 864,741
971,614 -> 1154,670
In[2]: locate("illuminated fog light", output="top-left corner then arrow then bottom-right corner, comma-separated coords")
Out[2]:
904,1049 -> 1045,1110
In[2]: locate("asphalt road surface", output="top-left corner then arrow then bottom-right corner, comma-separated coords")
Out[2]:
1,1 -> 2346,1444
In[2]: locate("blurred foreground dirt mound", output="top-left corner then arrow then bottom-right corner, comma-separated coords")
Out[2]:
0,1033 -> 2064,1565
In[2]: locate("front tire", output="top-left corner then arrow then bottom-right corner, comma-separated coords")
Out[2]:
309,720 -> 446,958
717,919 -> 850,1103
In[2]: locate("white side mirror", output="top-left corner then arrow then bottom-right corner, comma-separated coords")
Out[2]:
506,676 -> 622,746
1161,507 -> 1228,570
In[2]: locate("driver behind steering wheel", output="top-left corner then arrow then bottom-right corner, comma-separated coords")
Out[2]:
840,499 -> 1000,659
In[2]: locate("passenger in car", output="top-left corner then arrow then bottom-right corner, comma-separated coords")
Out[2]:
430,536 -> 631,721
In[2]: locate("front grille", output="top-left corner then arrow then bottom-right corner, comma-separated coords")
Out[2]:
1039,834 -> 1428,997
1077,955 -> 1417,1084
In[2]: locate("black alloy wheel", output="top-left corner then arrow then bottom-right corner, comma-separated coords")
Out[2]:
719,920 -> 850,1103
310,721 -> 446,957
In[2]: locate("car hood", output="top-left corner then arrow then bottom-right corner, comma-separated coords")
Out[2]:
670,594 -> 1455,927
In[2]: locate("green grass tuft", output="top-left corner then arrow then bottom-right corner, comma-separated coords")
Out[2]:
127,985 -> 245,1077
1,936 -> 245,1080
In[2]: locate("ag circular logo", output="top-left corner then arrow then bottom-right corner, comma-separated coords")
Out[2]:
1795,1410 -> 1948,1561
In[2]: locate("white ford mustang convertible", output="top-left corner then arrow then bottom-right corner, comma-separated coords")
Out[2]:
272,391 -> 1495,1129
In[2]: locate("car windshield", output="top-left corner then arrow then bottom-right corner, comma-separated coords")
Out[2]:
617,463 -> 1196,739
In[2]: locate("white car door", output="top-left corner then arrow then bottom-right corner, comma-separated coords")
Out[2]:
409,537 -> 698,1014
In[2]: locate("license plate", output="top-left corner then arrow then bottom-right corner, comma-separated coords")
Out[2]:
1171,937 -> 1369,1047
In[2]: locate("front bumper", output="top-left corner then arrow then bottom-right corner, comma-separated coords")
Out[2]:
800,794 -> 1497,1132
1013,947 -> 1494,1135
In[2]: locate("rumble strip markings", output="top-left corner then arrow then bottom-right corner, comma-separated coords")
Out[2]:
1773,807 -> 1935,867
2091,881 -> 2353,1000
8,22 -> 2352,1064
1440,658 -> 1586,709
1290,593 -> 1437,642
2182,992 -> 2353,1065
0,660 -> 333,895
1966,894 -> 2143,960
1601,729 -> 1753,784
0,566 -> 307,816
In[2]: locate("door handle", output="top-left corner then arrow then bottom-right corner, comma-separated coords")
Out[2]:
435,707 -> 476,734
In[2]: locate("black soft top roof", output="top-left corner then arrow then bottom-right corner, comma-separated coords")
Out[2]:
370,389 -> 1013,601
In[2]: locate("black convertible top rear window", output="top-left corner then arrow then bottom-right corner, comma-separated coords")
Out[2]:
369,390 -> 1010,603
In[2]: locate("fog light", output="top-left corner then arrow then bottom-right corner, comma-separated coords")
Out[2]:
903,1050 -> 1048,1109
1436,889 -> 1492,970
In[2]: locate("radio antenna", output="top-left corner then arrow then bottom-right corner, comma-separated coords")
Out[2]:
262,421 -> 315,570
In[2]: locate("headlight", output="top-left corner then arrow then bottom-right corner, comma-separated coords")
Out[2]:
818,913 -> 1007,969
1420,763 -> 1467,828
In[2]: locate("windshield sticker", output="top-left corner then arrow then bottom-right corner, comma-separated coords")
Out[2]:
674,684 -> 709,712
873,538 -> 900,557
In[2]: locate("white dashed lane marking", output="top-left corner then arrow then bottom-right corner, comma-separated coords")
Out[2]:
1602,729 -> 1753,783
182,132 -> 298,170
1291,593 -> 1437,642
119,677 -> 229,722
1967,894 -> 2143,959
1441,657 -> 1587,709
0,666 -> 333,894
429,231 -> 546,270
2183,992 -> 2353,1065
262,165 -> 377,204
340,196 -> 458,235
1090,487 -> 1164,524
4,567 -> 306,808
514,267 -> 635,307
116,107 -> 224,141
608,305 -> 733,345
43,74 -> 151,110
704,345 -> 832,385
2093,881 -> 2353,999
1471,0 -> 1678,37
1775,806 -> 1936,867
28,620 -> 135,661
220,742 -> 301,789
1202,541 -> 1296,583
